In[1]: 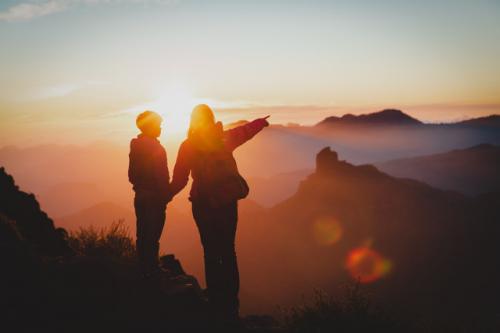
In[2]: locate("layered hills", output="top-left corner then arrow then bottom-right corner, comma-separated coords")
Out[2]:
1,139 -> 499,330
377,144 -> 500,196
236,148 -> 500,330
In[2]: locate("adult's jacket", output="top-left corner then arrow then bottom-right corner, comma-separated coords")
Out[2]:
170,119 -> 267,201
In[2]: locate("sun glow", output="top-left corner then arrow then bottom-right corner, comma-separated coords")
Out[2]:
154,85 -> 198,135
122,83 -> 252,140
123,83 -> 212,137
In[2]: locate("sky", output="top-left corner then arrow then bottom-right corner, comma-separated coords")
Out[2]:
1,0 -> 500,146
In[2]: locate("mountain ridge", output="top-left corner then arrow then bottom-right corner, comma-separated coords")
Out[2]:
315,109 -> 500,128
316,109 -> 423,127
376,143 -> 500,195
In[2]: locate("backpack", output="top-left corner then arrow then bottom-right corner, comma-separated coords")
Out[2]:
196,148 -> 249,207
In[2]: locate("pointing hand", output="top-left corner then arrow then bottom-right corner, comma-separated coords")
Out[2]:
259,115 -> 270,127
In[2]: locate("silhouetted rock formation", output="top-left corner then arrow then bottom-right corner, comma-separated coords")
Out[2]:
316,147 -> 338,175
0,167 -> 71,256
316,146 -> 381,178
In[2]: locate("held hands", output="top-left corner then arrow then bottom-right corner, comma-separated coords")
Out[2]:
163,190 -> 174,206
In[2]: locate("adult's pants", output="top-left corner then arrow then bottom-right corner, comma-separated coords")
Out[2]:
192,200 -> 239,318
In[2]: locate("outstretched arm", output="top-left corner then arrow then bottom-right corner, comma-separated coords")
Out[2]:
224,116 -> 270,151
170,141 -> 192,198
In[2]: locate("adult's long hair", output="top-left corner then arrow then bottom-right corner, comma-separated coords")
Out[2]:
188,104 -> 216,140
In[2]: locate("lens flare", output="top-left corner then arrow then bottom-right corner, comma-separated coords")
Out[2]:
313,217 -> 343,246
346,247 -> 392,283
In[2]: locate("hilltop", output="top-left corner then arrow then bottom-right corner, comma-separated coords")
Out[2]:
316,109 -> 423,127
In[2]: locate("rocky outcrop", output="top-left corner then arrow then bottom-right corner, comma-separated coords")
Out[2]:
0,168 -> 280,332
316,147 -> 338,175
0,167 -> 72,256
315,147 -> 381,178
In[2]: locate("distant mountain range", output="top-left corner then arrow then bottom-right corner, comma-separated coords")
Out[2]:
1,108 -> 499,215
238,109 -> 500,175
315,109 -> 500,128
316,109 -> 423,127
453,114 -> 500,128
377,144 -> 500,196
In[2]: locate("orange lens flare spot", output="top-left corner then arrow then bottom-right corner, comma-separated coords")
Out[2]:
346,247 -> 392,283
313,217 -> 343,246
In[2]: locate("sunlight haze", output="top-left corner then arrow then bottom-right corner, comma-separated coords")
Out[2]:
1,0 -> 500,145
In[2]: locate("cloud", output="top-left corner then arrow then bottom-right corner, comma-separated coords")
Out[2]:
29,81 -> 108,100
0,0 -> 178,22
36,83 -> 81,98
0,1 -> 68,22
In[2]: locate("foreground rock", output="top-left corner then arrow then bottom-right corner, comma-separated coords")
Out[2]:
0,167 -> 281,332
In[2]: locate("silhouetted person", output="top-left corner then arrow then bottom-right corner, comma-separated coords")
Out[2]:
170,104 -> 269,323
128,111 -> 171,277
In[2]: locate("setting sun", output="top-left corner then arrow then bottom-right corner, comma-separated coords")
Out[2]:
155,85 -> 196,135
155,84 -> 203,133
122,83 -> 208,137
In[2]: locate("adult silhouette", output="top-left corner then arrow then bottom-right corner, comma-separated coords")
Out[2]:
128,111 -> 171,277
170,104 -> 269,323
